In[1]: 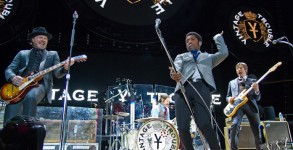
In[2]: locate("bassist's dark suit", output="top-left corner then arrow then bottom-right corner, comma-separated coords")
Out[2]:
226,77 -> 262,150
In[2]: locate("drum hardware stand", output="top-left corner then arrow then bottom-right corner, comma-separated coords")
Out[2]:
59,11 -> 78,150
105,89 -> 127,149
105,89 -> 128,134
155,18 -> 208,150
139,95 -> 144,118
120,122 -> 130,149
110,116 -> 125,150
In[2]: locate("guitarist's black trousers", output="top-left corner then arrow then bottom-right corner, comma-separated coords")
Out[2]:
230,103 -> 262,150
3,83 -> 46,125
174,81 -> 220,150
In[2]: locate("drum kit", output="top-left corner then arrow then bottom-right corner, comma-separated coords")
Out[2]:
102,78 -> 206,149
103,113 -> 180,150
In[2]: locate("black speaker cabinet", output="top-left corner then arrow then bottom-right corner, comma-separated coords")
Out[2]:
224,125 -> 256,150
261,121 -> 292,149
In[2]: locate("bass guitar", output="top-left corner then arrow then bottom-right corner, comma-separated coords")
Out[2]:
223,62 -> 282,117
0,54 -> 87,104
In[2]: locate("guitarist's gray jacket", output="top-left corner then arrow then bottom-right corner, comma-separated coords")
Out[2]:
5,49 -> 67,103
226,78 -> 261,113
173,34 -> 229,93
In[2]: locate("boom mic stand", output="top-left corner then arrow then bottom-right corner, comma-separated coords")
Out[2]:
277,39 -> 293,55
154,18 -> 208,150
59,11 -> 78,150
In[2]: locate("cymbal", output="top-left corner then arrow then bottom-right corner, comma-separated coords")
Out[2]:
103,115 -> 124,120
135,117 -> 162,123
116,112 -> 129,117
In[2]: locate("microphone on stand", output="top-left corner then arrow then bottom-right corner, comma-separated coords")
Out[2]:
272,36 -> 286,44
73,11 -> 78,19
126,83 -> 131,97
155,18 -> 161,28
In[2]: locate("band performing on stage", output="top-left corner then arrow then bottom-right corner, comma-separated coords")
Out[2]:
0,3 -> 293,149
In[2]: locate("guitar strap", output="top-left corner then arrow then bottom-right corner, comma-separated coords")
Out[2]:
39,50 -> 48,71
18,49 -> 31,76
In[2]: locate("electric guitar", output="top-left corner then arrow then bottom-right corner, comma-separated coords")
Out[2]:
0,54 -> 87,104
223,62 -> 282,117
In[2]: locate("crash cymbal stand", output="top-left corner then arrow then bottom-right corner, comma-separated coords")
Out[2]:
110,116 -> 125,150
105,89 -> 127,134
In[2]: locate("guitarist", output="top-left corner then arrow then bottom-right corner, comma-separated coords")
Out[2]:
226,62 -> 262,150
3,27 -> 75,125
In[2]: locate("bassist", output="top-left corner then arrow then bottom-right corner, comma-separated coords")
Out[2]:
3,27 -> 75,125
226,62 -> 262,150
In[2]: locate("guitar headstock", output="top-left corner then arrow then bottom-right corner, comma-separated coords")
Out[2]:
73,54 -> 87,62
269,62 -> 282,73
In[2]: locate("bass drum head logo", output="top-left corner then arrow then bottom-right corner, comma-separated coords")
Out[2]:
137,119 -> 179,150
228,5 -> 274,53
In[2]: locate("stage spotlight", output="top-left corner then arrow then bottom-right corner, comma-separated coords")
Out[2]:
0,116 -> 46,150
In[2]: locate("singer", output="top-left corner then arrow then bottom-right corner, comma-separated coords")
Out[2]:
226,62 -> 262,150
169,31 -> 228,150
2,27 -> 75,125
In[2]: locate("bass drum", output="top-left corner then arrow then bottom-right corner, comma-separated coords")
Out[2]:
136,119 -> 179,150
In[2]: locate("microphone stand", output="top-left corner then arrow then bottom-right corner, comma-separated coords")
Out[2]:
278,40 -> 293,55
59,11 -> 78,150
155,19 -> 208,150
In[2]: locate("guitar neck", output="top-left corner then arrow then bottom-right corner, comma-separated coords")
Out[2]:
31,60 -> 67,79
30,55 -> 87,80
240,69 -> 272,99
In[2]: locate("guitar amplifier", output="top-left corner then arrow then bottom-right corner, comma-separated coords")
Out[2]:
41,120 -> 97,143
224,125 -> 256,150
42,120 -> 62,143
67,120 -> 97,143
261,121 -> 292,149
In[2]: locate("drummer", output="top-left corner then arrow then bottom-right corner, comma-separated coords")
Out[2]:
151,93 -> 170,120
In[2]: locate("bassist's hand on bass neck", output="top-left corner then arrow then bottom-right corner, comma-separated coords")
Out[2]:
252,82 -> 260,94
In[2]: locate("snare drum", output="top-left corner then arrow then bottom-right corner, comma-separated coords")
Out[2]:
136,119 -> 179,150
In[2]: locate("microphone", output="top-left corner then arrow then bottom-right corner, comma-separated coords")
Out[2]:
272,36 -> 286,44
73,11 -> 78,19
155,18 -> 161,28
126,83 -> 131,97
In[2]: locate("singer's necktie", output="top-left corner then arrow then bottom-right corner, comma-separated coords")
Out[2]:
191,50 -> 200,61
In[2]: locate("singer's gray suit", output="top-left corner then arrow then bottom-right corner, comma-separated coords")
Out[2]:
226,77 -> 262,150
174,34 -> 229,92
4,49 -> 67,124
173,34 -> 228,150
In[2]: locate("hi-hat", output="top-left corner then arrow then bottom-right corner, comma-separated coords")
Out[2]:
103,115 -> 124,120
135,117 -> 162,123
116,112 -> 129,117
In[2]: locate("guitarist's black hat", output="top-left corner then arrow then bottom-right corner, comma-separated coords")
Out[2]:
27,27 -> 52,40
